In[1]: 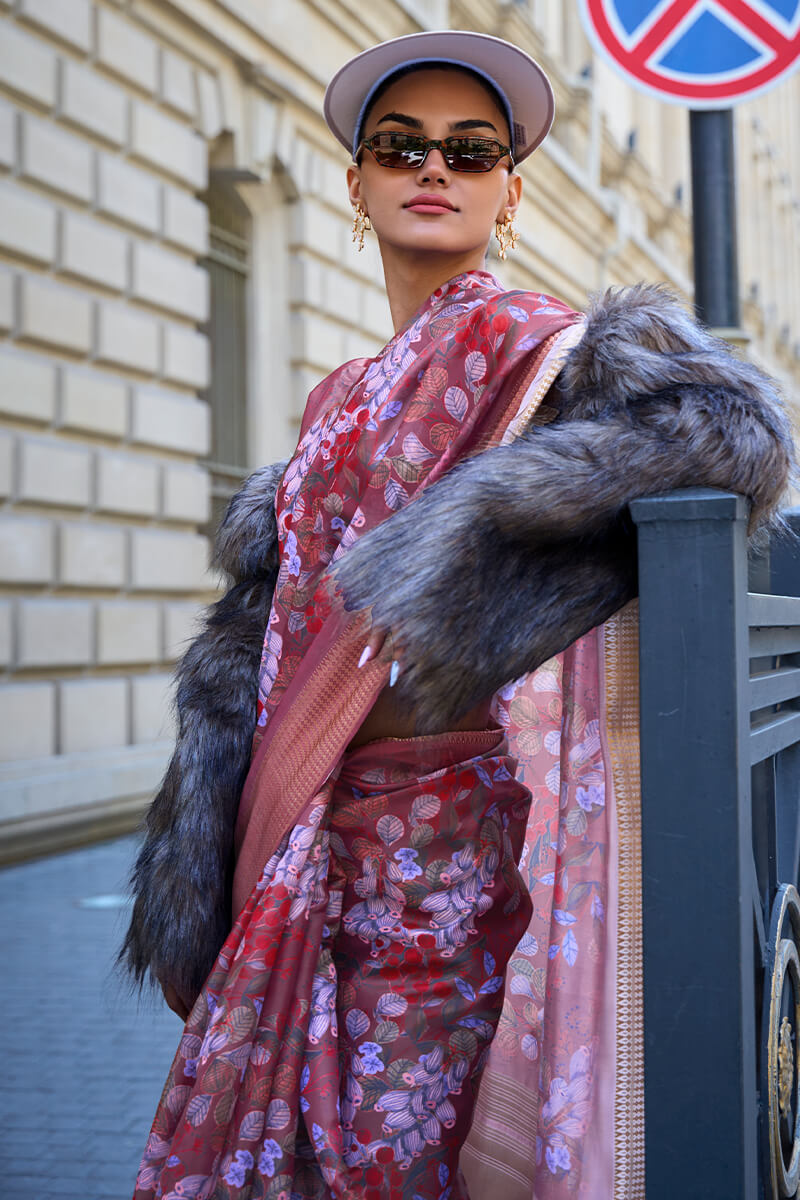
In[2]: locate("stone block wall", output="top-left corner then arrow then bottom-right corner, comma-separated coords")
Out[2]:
0,0 -> 216,856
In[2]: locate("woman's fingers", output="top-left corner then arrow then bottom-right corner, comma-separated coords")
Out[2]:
357,627 -> 386,668
357,627 -> 402,684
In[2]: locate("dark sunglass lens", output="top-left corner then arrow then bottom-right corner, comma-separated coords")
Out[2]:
371,132 -> 426,167
447,137 -> 504,172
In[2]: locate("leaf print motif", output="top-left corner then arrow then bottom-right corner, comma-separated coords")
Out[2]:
226,1004 -> 257,1041
185,1094 -> 211,1127
457,1016 -> 496,1040
562,928 -> 579,966
402,432 -> 434,463
448,1027 -> 478,1058
384,478 -> 409,510
565,806 -> 587,836
517,932 -> 539,957
517,728 -> 543,756
509,955 -> 535,979
410,822 -> 434,849
376,814 -> 404,846
239,1110 -> 265,1141
521,1033 -> 539,1061
464,351 -> 486,391
368,459 -> 391,488
215,1091 -> 235,1126
444,386 -> 468,421
533,666 -> 561,692
544,730 -> 561,754
418,365 -> 448,399
430,421 -> 456,450
454,977 -> 476,1002
404,396 -> 434,420
166,1085 -> 191,1114
179,1034 -> 202,1058
375,992 -> 408,1018
374,1019 -> 400,1044
567,881 -> 594,909
545,765 -> 561,796
265,1098 -> 291,1130
203,1057 -> 237,1092
509,695 -> 539,727
411,793 -> 441,824
392,456 -> 422,483
346,1008 -> 371,1039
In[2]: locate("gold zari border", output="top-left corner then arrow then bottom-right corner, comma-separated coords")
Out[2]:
604,603 -> 646,1199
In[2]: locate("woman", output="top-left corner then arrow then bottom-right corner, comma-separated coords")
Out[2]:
122,30 -> 793,1200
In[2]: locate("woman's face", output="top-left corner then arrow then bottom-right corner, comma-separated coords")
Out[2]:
347,68 -> 521,262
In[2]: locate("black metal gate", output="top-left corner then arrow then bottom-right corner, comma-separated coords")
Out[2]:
631,489 -> 800,1199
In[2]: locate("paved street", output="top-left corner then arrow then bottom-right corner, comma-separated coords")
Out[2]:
0,836 -> 183,1200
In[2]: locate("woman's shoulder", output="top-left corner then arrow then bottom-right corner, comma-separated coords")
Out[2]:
491,287 -> 581,324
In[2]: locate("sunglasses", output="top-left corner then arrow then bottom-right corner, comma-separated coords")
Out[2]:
357,131 -> 514,173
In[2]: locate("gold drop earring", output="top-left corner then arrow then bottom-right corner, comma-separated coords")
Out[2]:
495,212 -> 518,260
352,203 -> 371,252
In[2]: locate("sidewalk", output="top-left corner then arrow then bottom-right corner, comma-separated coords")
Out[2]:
0,836 -> 183,1200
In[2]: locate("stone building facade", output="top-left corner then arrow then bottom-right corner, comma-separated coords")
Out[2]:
1,0 -> 798,857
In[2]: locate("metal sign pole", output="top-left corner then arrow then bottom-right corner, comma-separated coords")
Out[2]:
689,109 -> 741,331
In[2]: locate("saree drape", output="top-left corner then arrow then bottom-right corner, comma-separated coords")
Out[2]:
133,271 -> 644,1200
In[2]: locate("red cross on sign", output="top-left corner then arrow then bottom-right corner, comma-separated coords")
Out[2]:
579,0 -> 800,105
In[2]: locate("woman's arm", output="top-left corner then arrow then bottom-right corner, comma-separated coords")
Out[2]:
331,285 -> 794,728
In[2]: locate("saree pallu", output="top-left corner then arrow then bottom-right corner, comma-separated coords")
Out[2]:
133,271 -> 645,1199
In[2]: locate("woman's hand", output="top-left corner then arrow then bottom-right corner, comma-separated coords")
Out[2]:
162,981 -> 191,1022
358,627 -> 400,686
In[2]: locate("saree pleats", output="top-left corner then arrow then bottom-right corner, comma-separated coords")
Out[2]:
134,728 -> 533,1199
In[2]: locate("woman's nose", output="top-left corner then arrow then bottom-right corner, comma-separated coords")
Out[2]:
416,148 -> 450,185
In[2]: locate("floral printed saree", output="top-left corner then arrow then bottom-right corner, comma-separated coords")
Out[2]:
133,271 -> 644,1199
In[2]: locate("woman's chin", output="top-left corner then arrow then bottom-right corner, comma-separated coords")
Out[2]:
383,235 -> 483,260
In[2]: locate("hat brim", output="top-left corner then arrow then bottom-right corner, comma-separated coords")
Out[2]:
323,30 -> 555,166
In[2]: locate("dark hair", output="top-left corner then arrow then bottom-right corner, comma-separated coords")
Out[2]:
357,62 -> 511,148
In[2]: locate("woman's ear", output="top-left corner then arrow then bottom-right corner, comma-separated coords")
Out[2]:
499,171 -> 522,222
347,164 -> 365,213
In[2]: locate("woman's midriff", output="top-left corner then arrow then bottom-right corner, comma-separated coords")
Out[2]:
346,683 -> 494,749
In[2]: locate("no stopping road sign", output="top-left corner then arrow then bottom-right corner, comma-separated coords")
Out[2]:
579,0 -> 800,105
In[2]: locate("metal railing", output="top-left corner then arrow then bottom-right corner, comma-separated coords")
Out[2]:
631,490 -> 800,1200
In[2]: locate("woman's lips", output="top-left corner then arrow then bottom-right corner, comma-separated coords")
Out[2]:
405,196 -> 456,214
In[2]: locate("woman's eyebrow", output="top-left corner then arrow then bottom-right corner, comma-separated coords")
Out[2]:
375,111 -> 423,129
451,118 -> 499,133
374,112 -> 499,134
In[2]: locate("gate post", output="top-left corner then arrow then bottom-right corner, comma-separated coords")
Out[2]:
630,489 -> 757,1199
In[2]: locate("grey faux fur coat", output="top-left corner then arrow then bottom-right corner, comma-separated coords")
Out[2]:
120,284 -> 794,1008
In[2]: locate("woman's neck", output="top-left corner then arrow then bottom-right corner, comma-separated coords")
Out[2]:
380,246 -> 490,333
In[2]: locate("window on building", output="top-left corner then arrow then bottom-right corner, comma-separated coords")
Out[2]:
202,179 -> 251,536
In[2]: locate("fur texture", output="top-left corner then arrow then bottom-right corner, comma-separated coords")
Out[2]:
331,285 -> 794,725
119,461 -> 286,1006
119,285 -> 794,1002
